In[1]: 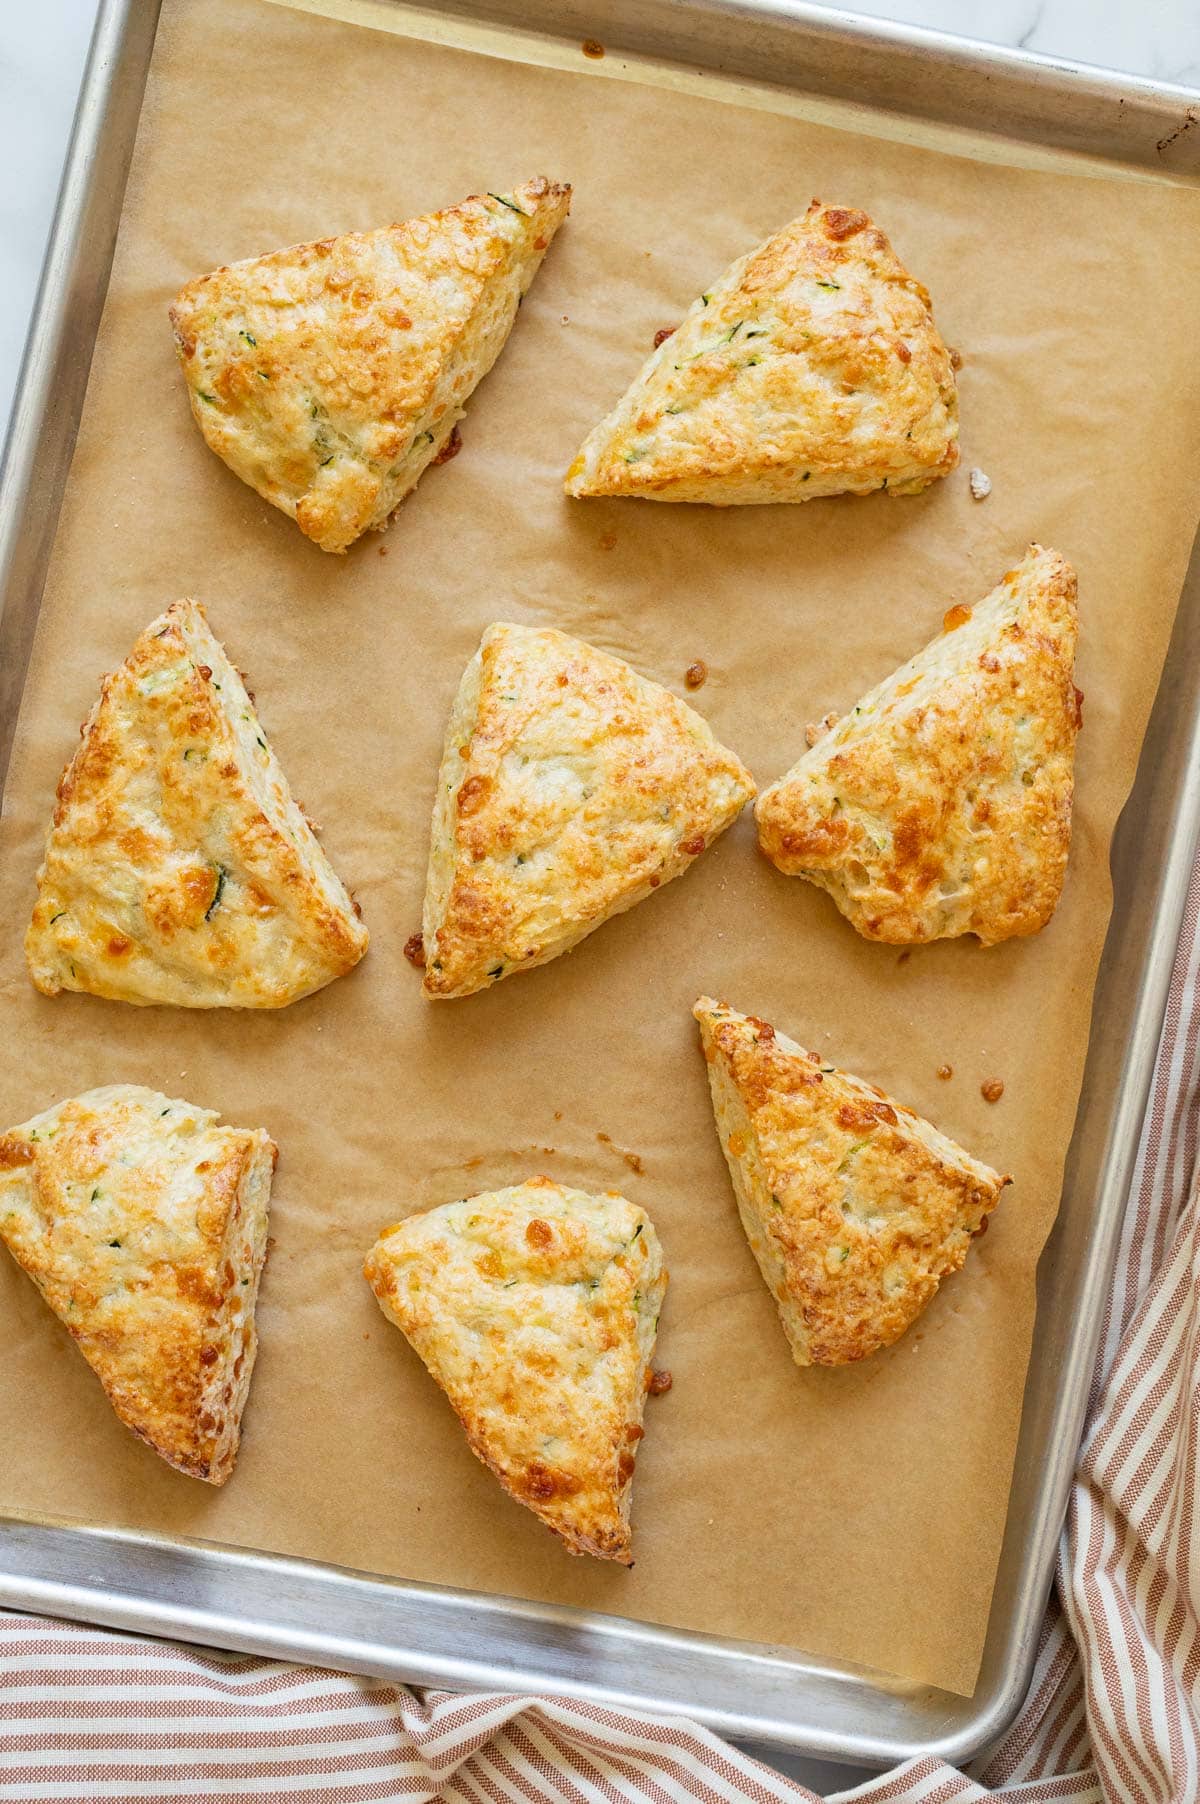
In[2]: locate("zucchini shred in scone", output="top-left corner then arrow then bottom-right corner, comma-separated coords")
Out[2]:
170,178 -> 571,552
364,1178 -> 667,1563
0,1085 -> 276,1484
25,599 -> 368,1007
566,200 -> 958,504
419,622 -> 756,998
694,999 -> 1009,1366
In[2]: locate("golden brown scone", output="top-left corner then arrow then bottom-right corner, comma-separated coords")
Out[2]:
755,545 -> 1080,944
171,177 -> 571,553
694,999 -> 1008,1365
25,599 -> 368,1007
565,200 -> 957,504
420,623 -> 755,998
364,1177 -> 667,1562
0,1084 -> 276,1482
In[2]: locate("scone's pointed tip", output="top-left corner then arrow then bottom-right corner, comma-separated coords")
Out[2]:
510,174 -> 572,215
491,175 -> 572,248
1020,540 -> 1076,587
162,594 -> 205,624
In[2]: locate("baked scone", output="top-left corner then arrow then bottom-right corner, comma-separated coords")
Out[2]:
171,177 -> 571,553
420,623 -> 755,998
364,1177 -> 667,1562
694,999 -> 1008,1365
565,200 -> 957,504
0,1085 -> 276,1482
756,545 -> 1080,944
25,599 -> 368,1007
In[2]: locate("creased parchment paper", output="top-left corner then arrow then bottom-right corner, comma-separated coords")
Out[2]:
3,0 -> 1200,1700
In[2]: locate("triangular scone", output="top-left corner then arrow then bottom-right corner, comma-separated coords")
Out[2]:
421,623 -> 755,998
364,1178 -> 667,1562
25,599 -> 368,1007
694,1000 -> 1007,1366
756,545 -> 1080,945
171,178 -> 571,553
0,1085 -> 276,1482
565,200 -> 957,504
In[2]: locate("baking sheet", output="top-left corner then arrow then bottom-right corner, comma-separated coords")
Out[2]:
2,0 -> 1200,1701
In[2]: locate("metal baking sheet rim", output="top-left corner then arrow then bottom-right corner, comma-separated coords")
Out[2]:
2,0 -> 1200,1769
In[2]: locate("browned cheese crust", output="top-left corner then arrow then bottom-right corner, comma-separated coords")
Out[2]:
364,1178 -> 667,1562
755,545 -> 1080,944
694,999 -> 1009,1365
565,200 -> 958,504
171,178 -> 571,552
25,599 -> 368,1007
421,623 -> 755,998
0,1085 -> 276,1482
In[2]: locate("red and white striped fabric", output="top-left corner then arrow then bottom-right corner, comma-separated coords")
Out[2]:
6,867 -> 1200,1803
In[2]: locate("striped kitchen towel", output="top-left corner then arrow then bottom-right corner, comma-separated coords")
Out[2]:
5,864 -> 1200,1802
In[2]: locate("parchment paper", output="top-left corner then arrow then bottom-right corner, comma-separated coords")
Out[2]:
3,0 -> 1200,1699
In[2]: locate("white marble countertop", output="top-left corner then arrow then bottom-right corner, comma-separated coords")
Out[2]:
1,1 -> 1196,1795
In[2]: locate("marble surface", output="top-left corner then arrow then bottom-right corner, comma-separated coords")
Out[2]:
0,0 -> 1197,1795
